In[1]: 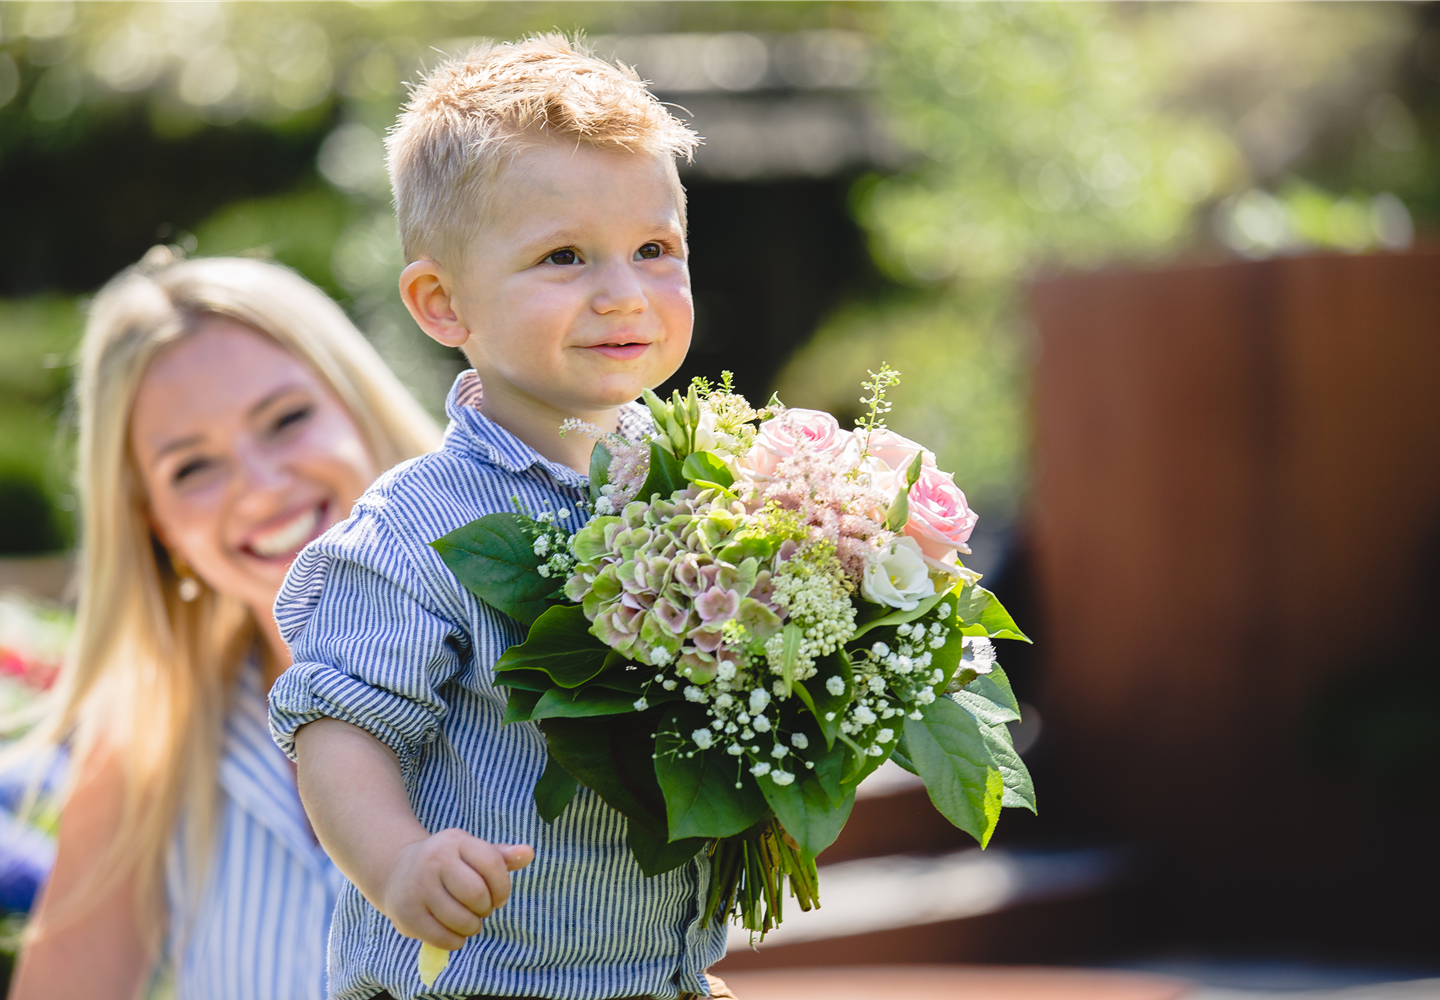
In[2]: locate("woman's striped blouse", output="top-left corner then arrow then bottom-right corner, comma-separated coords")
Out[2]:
166,660 -> 345,999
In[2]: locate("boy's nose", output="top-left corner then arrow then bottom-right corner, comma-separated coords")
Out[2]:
591,259 -> 648,314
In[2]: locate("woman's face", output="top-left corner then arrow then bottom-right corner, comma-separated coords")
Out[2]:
129,317 -> 378,618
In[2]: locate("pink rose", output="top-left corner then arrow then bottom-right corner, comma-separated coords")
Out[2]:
861,428 -> 936,501
864,428 -> 935,475
903,464 -> 978,564
746,409 -> 856,478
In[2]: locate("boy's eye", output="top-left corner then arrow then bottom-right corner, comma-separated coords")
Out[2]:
545,248 -> 580,266
634,243 -> 663,260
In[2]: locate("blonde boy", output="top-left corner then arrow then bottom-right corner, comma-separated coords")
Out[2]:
268,36 -> 730,1000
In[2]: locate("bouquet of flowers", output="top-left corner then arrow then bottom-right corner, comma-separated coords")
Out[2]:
433,368 -> 1032,939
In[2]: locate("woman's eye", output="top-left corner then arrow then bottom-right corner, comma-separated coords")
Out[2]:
545,248 -> 579,266
174,457 -> 210,484
635,243 -> 663,260
274,405 -> 312,434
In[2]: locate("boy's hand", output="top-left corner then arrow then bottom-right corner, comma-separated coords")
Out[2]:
381,829 -> 534,948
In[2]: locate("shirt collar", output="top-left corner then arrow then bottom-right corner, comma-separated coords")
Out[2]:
443,370 -> 652,490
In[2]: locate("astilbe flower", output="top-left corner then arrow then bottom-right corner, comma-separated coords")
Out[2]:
595,435 -> 652,513
742,439 -> 895,585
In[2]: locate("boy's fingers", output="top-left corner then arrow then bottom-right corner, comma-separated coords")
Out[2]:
440,859 -> 494,919
497,843 -> 535,870
457,838 -> 516,910
426,892 -> 484,939
410,908 -> 467,951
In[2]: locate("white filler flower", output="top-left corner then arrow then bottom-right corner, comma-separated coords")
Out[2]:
860,536 -> 937,611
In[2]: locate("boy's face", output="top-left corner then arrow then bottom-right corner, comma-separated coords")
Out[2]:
449,139 -> 692,421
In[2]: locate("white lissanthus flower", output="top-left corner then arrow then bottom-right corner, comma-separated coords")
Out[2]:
861,536 -> 937,611
692,729 -> 714,750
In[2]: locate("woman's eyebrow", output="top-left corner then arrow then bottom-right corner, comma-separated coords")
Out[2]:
152,434 -> 205,464
247,383 -> 311,419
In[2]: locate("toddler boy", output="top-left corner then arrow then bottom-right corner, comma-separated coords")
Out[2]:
268,36 -> 729,1000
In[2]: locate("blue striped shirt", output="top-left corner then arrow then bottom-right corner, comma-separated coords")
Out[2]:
168,660 -> 345,999
268,372 -> 726,1000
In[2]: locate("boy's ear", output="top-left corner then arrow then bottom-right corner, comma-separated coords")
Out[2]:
399,260 -> 470,349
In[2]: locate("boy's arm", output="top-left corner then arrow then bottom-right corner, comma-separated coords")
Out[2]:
294,718 -> 533,949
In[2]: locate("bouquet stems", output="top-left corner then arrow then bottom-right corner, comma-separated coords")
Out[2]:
703,819 -> 819,938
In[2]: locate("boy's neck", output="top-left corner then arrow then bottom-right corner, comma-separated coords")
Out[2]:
478,387 -> 619,476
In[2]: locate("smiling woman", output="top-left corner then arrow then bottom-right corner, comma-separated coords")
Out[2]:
7,248 -> 440,999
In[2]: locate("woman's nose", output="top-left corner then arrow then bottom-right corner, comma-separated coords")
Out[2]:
233,438 -> 290,495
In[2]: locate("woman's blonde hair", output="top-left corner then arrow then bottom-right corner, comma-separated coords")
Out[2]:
29,247 -> 441,932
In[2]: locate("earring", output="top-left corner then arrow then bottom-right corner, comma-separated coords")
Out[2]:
171,553 -> 202,602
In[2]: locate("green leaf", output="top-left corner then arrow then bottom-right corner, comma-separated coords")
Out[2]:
493,668 -> 555,693
978,719 -> 1036,813
430,512 -> 555,626
952,583 -> 1031,643
625,823 -> 709,877
635,440 -> 686,504
503,687 -> 544,725
530,684 -> 650,720
682,450 -> 735,489
763,778 -> 855,858
954,667 -> 1021,723
903,696 -> 1004,847
494,605 -> 609,688
654,705 -> 771,840
852,590 -> 947,638
534,753 -> 580,822
758,739 -> 854,856
539,713 -> 669,839
889,736 -> 918,775
793,650 -> 853,749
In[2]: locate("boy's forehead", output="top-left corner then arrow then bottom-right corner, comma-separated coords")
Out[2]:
482,139 -> 685,235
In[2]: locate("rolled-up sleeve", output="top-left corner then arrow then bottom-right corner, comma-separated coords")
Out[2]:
268,512 -> 467,764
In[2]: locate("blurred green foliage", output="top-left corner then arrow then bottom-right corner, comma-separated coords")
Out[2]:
0,298 -> 81,553
1,0 -> 1436,550
775,1 -> 1436,525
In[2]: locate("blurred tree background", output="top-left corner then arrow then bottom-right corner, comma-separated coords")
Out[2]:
1,0 -> 1436,560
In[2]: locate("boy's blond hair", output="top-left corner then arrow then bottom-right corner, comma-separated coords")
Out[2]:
387,33 -> 700,267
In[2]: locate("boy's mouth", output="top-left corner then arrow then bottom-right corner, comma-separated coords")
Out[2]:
588,340 -> 650,362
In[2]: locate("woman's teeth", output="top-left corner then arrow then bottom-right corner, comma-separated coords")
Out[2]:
250,507 -> 321,558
